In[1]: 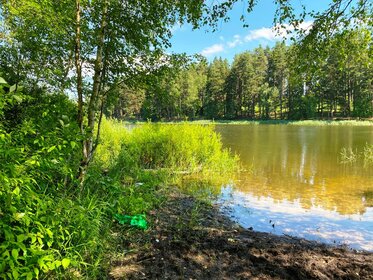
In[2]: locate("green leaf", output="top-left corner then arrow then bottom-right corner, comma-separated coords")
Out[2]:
47,146 -> 56,153
14,213 -> 25,220
34,267 -> 39,278
2,250 -> 10,259
9,84 -> 17,93
70,141 -> 77,149
54,260 -> 61,268
16,234 -> 26,243
26,272 -> 33,280
47,262 -> 56,270
13,187 -> 20,196
11,249 -> 18,260
18,243 -> 27,253
12,269 -> 19,279
13,95 -> 23,103
0,262 -> 5,272
45,228 -> 53,238
61,258 -> 70,269
0,77 -> 7,84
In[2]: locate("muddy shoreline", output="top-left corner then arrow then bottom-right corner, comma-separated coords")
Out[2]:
109,193 -> 373,279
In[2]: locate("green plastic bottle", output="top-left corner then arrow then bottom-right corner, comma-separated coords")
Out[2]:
114,214 -> 148,230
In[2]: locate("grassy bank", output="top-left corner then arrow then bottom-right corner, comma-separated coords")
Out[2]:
126,119 -> 373,126
0,103 -> 238,280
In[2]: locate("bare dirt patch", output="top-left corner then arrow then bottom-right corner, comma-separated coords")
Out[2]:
109,193 -> 373,279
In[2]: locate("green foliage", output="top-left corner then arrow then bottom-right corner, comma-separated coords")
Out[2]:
1,0 -> 211,173
353,95 -> 373,118
111,28 -> 372,121
0,79 -> 113,279
290,94 -> 318,120
113,122 -> 238,174
137,56 -> 208,121
92,118 -> 238,215
0,80 -> 77,279
94,118 -> 129,169
205,58 -> 230,118
1,0 -> 370,276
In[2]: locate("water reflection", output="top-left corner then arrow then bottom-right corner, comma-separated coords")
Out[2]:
219,186 -> 373,251
216,125 -> 373,215
215,124 -> 373,250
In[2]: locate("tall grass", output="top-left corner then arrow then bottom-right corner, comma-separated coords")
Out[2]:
95,118 -> 238,175
95,118 -> 129,169
340,143 -> 373,165
120,123 -> 236,172
363,144 -> 373,164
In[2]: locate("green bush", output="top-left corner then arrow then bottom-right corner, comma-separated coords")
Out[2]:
0,79 -> 95,279
113,122 -> 238,174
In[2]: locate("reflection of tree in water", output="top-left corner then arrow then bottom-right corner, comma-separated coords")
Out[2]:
217,125 -> 373,216
235,171 -> 373,215
362,191 -> 373,207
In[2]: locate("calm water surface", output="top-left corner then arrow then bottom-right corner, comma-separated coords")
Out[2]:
215,124 -> 373,251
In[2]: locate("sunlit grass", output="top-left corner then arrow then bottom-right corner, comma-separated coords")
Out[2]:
93,118 -> 239,210
98,119 -> 239,175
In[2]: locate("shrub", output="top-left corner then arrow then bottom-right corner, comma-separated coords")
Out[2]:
0,79 -> 90,279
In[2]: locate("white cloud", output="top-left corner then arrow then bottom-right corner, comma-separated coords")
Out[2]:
170,23 -> 182,34
170,23 -> 191,34
244,21 -> 313,42
199,21 -> 314,58
227,34 -> 243,48
245,27 -> 279,42
201,43 -> 225,56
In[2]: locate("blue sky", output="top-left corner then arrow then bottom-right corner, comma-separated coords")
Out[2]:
168,0 -> 331,62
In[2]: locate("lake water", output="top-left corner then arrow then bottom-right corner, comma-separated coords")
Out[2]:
215,124 -> 373,251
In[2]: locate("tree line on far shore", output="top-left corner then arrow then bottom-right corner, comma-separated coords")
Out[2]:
109,28 -> 373,121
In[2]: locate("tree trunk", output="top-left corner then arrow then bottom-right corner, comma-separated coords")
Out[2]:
279,80 -> 283,119
74,0 -> 87,182
78,0 -> 108,183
